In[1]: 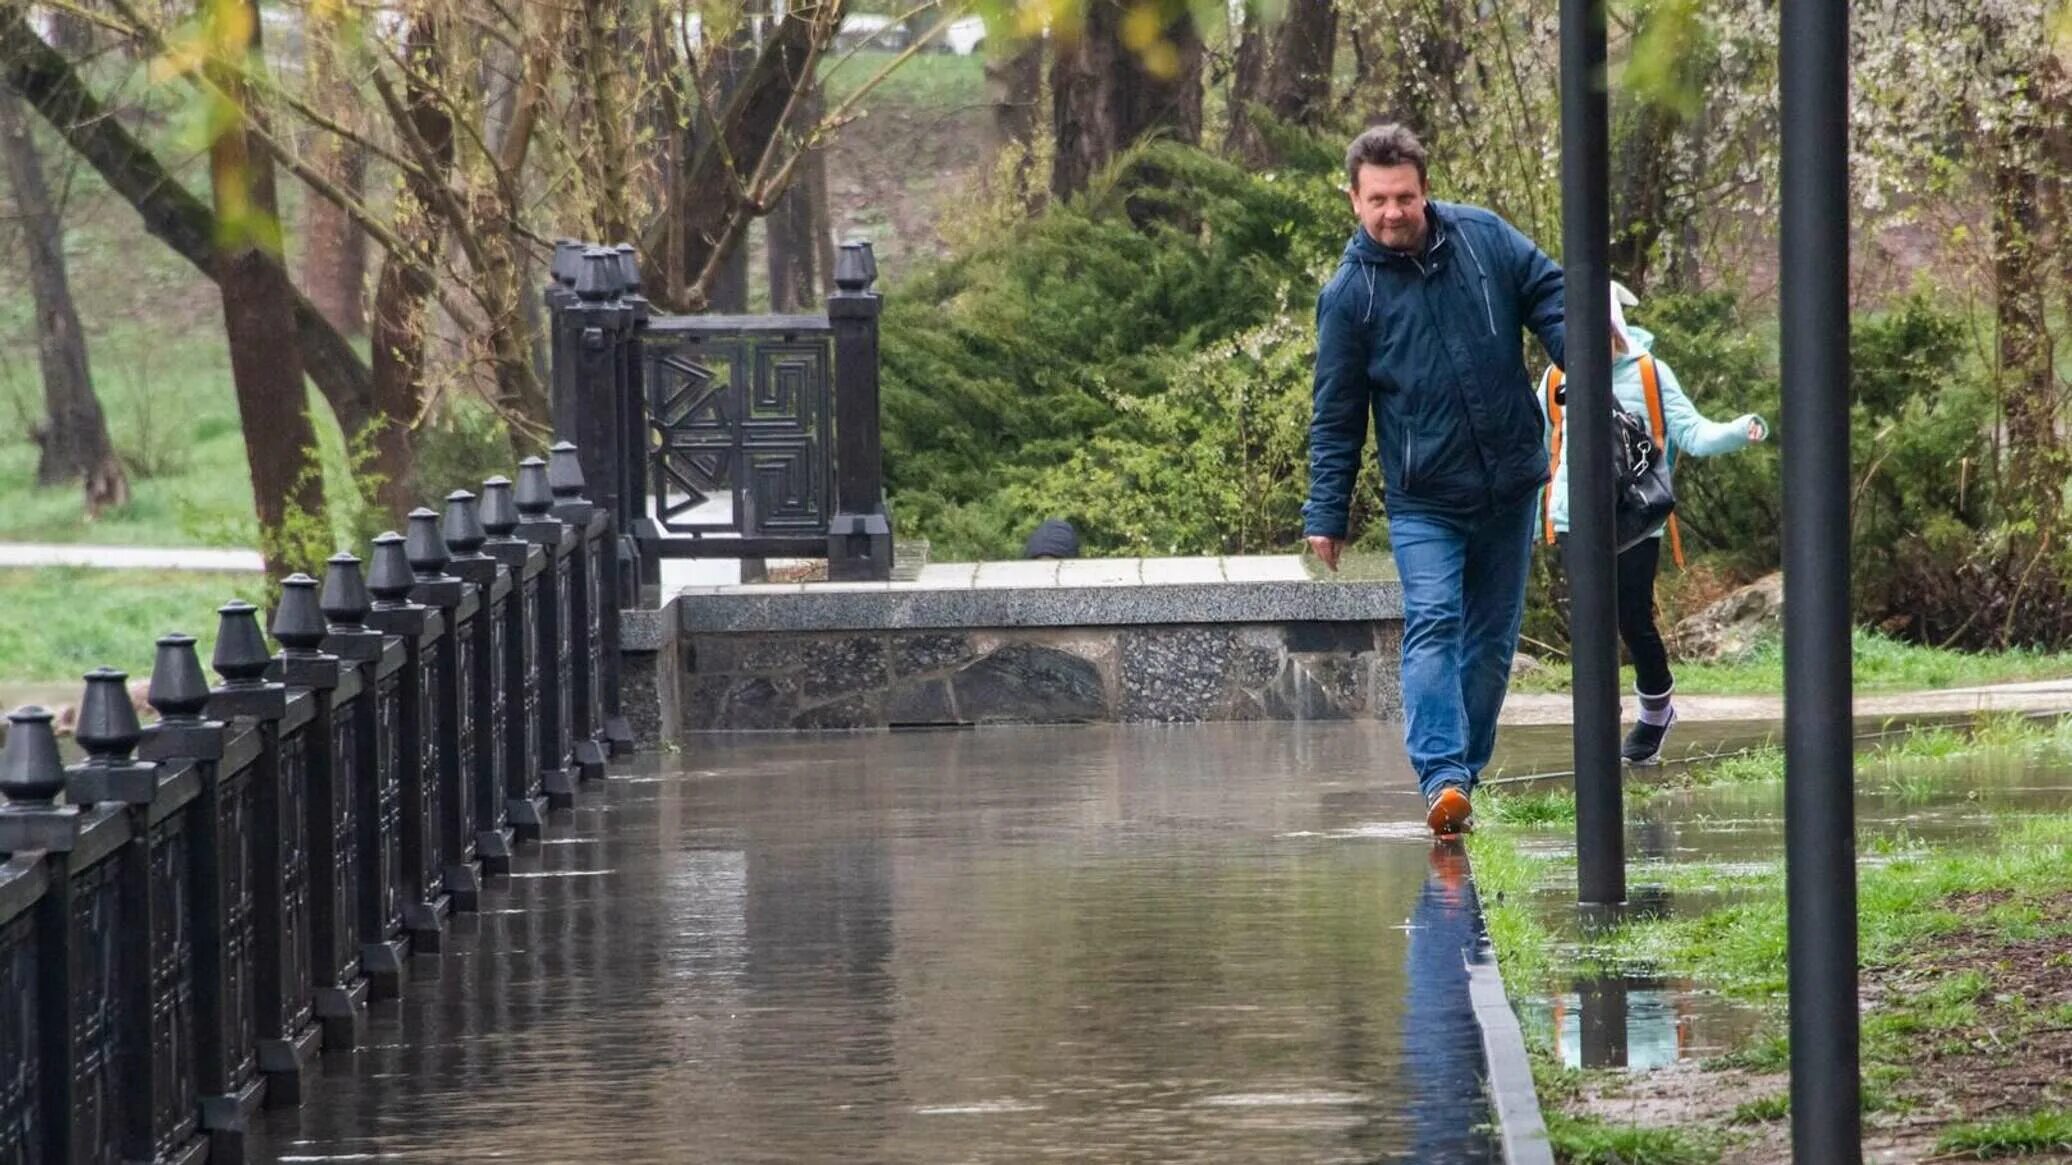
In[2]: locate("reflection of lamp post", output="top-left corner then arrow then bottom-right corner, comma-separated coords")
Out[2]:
1780,0 -> 1860,1158
1559,0 -> 1625,909
1576,976 -> 1629,1070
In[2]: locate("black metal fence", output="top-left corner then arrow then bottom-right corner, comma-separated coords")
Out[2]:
546,240 -> 895,588
0,446 -> 626,1165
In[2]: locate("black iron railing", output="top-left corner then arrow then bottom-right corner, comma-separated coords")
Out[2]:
0,446 -> 625,1165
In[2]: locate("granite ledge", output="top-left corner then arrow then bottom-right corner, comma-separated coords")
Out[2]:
672,579 -> 1404,634
620,607 -> 674,651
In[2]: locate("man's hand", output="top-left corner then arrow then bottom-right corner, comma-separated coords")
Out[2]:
1307,536 -> 1344,572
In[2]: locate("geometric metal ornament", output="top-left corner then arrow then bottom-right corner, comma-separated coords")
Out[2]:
643,321 -> 833,538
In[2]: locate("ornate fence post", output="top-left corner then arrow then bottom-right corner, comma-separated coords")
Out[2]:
321,553 -> 411,1000
482,475 -> 550,837
208,601 -> 321,1106
547,238 -> 585,443
140,634 -> 267,1156
271,574 -> 370,1050
612,242 -> 656,615
550,442 -> 609,782
407,508 -> 483,912
1,706 -> 88,1163
827,240 -> 893,581
364,532 -> 452,953
516,457 -> 581,809
444,490 -> 517,874
70,666 -> 208,1165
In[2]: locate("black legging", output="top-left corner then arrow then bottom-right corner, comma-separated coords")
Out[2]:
1558,535 -> 1674,697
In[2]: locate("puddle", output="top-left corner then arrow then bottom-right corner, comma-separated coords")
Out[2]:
1496,714 -> 2072,1071
1518,976 -> 1767,1070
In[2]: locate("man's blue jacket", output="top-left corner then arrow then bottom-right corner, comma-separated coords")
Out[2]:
1303,202 -> 1566,536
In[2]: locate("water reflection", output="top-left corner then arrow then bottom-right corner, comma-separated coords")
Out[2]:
248,722 -> 1504,1163
1523,976 -> 1758,1071
1403,846 -> 1501,1162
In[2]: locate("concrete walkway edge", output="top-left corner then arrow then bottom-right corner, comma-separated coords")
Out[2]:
0,542 -> 264,572
1467,897 -> 1556,1165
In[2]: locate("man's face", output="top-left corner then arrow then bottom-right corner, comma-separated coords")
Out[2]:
1349,163 -> 1429,252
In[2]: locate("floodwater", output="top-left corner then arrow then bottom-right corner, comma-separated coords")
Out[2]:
1494,713 -> 2072,1072
249,723 -> 1503,1164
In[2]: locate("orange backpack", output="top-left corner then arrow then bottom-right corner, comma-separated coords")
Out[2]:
1543,355 -> 1686,568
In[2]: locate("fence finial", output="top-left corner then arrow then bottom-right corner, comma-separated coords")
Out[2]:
445,490 -> 490,560
613,244 -> 641,294
368,532 -> 416,608
406,508 -> 451,581
69,666 -> 158,805
516,457 -> 553,519
835,239 -> 878,293
148,634 -> 211,723
321,553 -> 372,631
481,477 -> 520,541
273,574 -> 328,657
212,601 -> 272,688
548,442 -> 589,503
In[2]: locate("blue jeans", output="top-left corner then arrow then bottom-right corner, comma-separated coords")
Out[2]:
1389,496 -> 1537,798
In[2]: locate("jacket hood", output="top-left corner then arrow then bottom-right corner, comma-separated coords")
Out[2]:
1615,325 -> 1659,364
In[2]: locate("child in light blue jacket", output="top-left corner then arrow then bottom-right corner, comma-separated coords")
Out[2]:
1539,282 -> 1767,764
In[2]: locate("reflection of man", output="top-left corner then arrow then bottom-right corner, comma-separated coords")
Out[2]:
1304,124 -> 1566,837
1401,845 -> 1500,1158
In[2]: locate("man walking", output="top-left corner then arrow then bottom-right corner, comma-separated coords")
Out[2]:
1304,125 -> 1566,836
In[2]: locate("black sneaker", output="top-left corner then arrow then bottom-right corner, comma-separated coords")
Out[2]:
1622,708 -> 1678,766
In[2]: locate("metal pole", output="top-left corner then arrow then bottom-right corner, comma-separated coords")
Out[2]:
1560,0 -> 1623,905
1781,0 -> 1860,1157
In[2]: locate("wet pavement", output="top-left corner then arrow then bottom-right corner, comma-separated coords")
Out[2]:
248,723 -> 1503,1164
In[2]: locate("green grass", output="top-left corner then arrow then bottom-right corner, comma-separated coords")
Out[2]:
1475,717 -> 2072,1156
820,48 -> 986,109
0,567 -> 266,685
1511,627 -> 2072,696
1543,1113 -> 1721,1165
1465,829 -> 1564,996
1727,1092 -> 1789,1125
1935,1110 -> 2072,1158
1480,787 -> 1578,825
1591,814 -> 2072,999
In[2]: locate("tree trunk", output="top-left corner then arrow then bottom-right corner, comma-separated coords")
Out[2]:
366,9 -> 455,517
0,88 -> 126,512
475,4 -> 559,435
1226,0 -> 1334,168
204,0 -> 324,577
300,22 -> 368,337
1049,0 -> 1203,201
1609,98 -> 1680,293
1222,0 -> 1269,164
1263,0 -> 1335,130
0,6 -> 378,442
689,15 -> 760,313
670,9 -> 821,312
767,88 -> 825,313
984,34 -> 1043,206
1991,133 -> 2058,540
576,0 -> 633,247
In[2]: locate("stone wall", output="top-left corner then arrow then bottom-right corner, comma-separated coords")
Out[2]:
618,564 -> 1407,741
625,621 -> 1401,736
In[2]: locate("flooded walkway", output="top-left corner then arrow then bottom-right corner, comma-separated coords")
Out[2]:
247,723 -> 1500,1164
